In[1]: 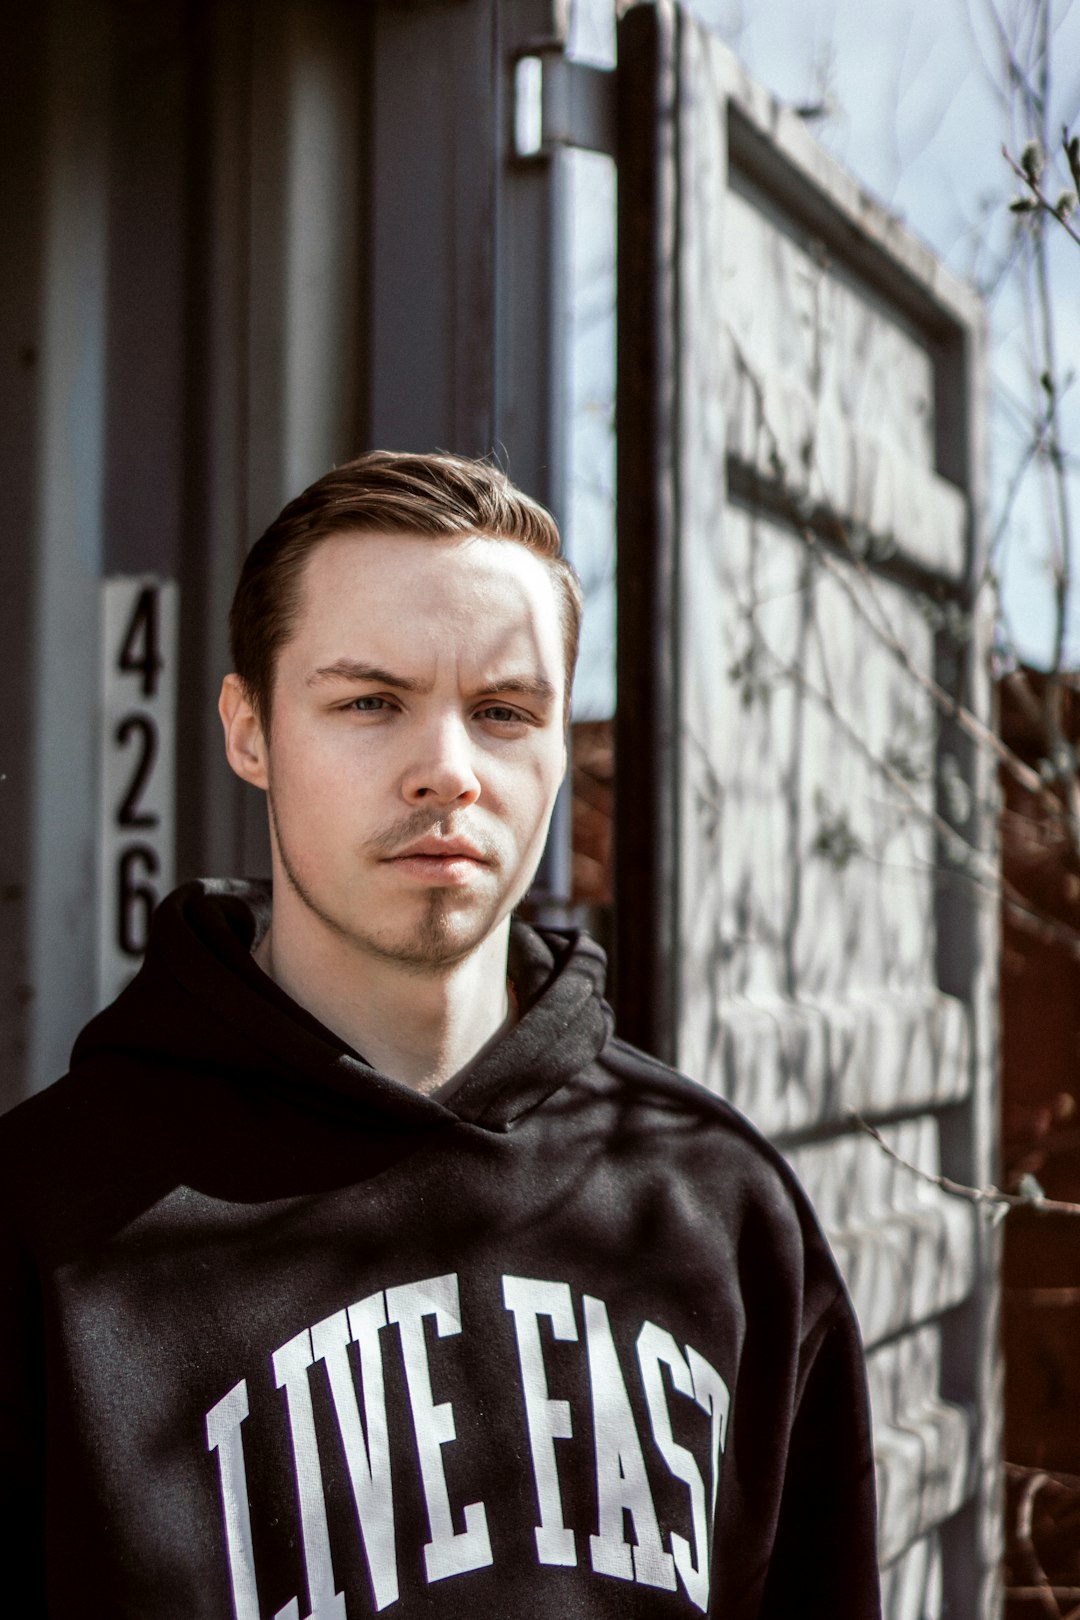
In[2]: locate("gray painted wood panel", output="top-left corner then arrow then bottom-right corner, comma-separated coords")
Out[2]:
617,5 -> 997,1612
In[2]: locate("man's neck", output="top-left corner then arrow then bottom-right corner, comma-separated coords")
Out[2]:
251,911 -> 515,1095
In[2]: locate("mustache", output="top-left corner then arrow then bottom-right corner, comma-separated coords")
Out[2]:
368,809 -> 499,862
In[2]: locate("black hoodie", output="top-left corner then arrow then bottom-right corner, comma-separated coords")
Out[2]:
0,881 -> 880,1619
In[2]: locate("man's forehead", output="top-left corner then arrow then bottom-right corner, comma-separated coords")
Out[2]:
296,529 -> 562,623
286,530 -> 566,679
304,528 -> 553,592
306,525 -> 539,573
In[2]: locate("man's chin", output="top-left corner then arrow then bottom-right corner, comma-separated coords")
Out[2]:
355,893 -> 509,972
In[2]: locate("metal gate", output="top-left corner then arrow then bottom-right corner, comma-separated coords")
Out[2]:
615,5 -> 998,1615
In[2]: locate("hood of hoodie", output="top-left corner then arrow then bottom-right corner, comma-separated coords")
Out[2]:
70,880 -> 614,1133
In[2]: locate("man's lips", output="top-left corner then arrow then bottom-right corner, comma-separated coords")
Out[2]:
385,838 -> 489,863
381,839 -> 493,886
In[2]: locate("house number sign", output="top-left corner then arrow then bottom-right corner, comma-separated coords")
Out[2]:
97,577 -> 178,1007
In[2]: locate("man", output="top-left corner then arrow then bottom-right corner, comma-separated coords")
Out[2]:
0,451 -> 880,1617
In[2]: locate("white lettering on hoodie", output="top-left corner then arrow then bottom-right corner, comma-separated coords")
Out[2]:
385,1273 -> 494,1583
206,1271 -> 728,1617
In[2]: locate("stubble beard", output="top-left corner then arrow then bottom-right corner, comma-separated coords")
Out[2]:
267,794 -> 514,973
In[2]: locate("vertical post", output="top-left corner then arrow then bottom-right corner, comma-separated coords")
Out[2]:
493,1 -> 570,516
25,0 -> 114,1099
176,0 -> 256,888
613,0 -> 680,1061
496,1 -> 573,918
368,0 -> 501,456
0,0 -> 48,1109
935,312 -> 1002,1620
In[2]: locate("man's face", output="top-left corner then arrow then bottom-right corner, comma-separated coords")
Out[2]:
232,531 -> 568,971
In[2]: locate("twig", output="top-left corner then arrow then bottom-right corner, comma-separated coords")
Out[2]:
1015,1470 -> 1063,1620
801,528 -> 1074,829
730,217 -> 1080,939
1002,885 -> 1080,962
1008,1593 -> 1080,1605
745,594 -> 1080,956
725,327 -> 1055,822
729,361 -> 1080,849
1007,1461 -> 1080,1491
850,1112 -> 1080,1217
1006,1459 -> 1080,1618
1003,143 -> 1080,249
753,618 -> 1014,885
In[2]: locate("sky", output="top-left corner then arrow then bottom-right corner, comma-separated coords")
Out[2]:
562,0 -> 1080,714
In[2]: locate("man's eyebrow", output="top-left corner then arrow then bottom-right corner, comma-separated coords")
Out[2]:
474,675 -> 558,705
307,662 -> 558,705
307,660 -> 432,693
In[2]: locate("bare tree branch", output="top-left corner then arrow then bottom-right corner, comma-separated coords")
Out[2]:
1004,142 -> 1080,250
851,1112 -> 1080,1217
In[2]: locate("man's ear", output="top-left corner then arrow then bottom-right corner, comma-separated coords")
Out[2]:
218,673 -> 269,790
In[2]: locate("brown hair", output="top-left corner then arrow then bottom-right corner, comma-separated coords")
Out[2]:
229,449 -> 583,725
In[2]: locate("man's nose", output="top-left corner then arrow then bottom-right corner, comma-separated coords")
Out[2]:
400,714 -> 482,806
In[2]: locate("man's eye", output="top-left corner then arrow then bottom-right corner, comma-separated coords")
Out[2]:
348,695 -> 391,712
479,705 -> 525,724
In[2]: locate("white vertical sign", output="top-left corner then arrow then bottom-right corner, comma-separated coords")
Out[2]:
97,577 -> 179,1007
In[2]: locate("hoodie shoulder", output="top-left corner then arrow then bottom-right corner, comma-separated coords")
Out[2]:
595,1031 -> 783,1152
587,1033 -> 847,1301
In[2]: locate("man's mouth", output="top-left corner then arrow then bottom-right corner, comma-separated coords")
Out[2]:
387,837 -> 488,863
380,835 -> 494,884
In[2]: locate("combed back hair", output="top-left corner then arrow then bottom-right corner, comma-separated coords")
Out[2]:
229,449 -> 583,725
